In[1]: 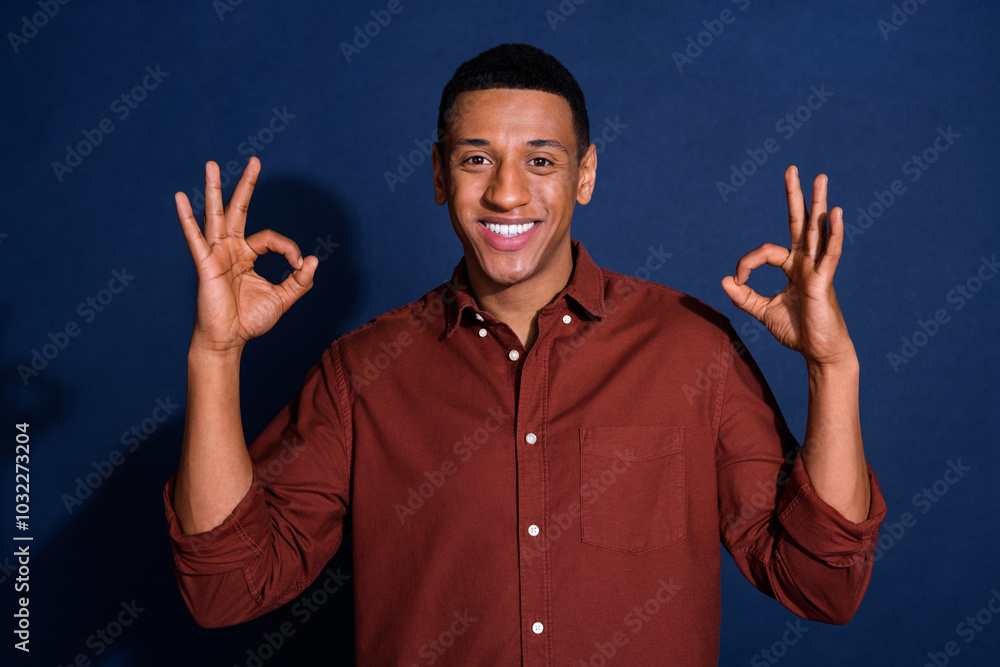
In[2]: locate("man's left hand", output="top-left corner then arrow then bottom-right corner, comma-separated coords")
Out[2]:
721,165 -> 856,368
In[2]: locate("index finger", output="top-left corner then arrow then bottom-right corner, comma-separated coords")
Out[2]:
785,165 -> 806,252
174,191 -> 210,264
225,157 -> 261,238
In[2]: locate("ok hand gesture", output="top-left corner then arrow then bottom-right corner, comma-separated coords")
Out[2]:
175,157 -> 318,353
721,166 -> 856,369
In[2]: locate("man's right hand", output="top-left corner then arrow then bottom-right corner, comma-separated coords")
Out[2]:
174,157 -> 318,353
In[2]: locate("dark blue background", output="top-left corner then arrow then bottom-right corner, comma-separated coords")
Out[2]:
2,1 -> 998,665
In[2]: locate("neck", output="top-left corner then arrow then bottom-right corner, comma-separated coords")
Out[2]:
468,246 -> 574,351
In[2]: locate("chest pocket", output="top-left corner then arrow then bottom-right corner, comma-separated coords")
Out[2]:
579,426 -> 686,554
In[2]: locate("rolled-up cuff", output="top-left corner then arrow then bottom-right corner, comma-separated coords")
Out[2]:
162,473 -> 270,575
777,456 -> 888,568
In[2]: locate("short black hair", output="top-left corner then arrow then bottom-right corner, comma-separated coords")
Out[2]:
436,43 -> 590,162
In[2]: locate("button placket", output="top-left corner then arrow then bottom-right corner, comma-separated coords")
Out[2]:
514,341 -> 551,661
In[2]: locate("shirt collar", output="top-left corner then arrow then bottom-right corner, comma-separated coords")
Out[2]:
444,240 -> 607,337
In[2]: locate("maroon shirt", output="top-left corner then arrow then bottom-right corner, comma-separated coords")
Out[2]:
164,241 -> 886,665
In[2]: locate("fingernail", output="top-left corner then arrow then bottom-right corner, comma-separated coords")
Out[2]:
793,166 -> 798,178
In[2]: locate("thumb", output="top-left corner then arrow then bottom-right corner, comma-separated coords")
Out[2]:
721,275 -> 748,306
278,254 -> 318,305
721,275 -> 765,318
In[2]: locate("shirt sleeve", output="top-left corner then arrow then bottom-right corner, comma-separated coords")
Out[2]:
162,341 -> 353,628
714,325 -> 887,625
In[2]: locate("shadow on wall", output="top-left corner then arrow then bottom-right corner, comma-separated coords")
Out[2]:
13,178 -> 361,666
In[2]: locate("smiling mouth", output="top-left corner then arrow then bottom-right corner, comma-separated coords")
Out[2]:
483,221 -> 536,238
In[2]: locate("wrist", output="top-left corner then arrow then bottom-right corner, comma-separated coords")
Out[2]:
806,351 -> 860,396
188,336 -> 244,365
804,338 -> 859,376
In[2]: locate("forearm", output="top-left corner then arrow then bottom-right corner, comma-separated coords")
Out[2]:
172,343 -> 254,534
800,351 -> 871,523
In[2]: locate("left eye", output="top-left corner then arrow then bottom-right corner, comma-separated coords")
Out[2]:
530,158 -> 552,167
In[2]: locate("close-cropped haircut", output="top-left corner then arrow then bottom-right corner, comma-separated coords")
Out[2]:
436,43 -> 591,162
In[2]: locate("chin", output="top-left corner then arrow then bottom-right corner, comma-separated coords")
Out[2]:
480,258 -> 536,288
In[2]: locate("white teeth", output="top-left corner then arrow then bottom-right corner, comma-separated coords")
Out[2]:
486,222 -> 535,238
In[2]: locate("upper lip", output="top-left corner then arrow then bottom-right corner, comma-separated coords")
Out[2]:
479,217 -> 538,225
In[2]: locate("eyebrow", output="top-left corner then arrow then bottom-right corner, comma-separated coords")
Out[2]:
450,138 -> 570,155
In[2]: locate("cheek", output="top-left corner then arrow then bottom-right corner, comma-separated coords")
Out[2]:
449,178 -> 484,207
534,176 -> 576,205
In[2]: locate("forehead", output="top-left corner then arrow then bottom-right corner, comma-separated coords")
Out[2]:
446,88 -> 574,143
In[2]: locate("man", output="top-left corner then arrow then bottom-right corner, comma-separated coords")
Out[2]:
165,44 -> 885,664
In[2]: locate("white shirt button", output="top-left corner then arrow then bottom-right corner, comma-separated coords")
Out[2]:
528,524 -> 540,536
478,328 -> 487,338
562,314 -> 572,324
508,350 -> 520,361
532,622 -> 544,634
475,313 -> 484,322
525,432 -> 537,445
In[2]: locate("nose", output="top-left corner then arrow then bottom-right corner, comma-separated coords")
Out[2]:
483,159 -> 531,211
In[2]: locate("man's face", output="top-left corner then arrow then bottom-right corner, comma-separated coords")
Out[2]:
433,88 -> 596,298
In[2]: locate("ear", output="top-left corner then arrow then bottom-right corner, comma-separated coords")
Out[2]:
432,142 -> 448,205
575,143 -> 597,205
